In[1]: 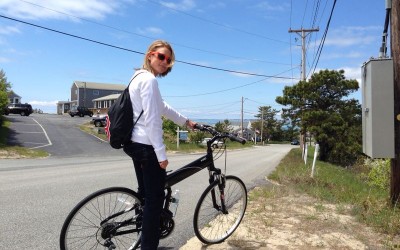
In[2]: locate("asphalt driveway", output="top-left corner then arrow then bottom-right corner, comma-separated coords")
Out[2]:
5,113 -> 125,158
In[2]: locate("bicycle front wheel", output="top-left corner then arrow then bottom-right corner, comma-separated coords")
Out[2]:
60,187 -> 142,250
193,175 -> 247,244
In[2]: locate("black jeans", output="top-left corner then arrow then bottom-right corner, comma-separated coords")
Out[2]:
123,142 -> 166,250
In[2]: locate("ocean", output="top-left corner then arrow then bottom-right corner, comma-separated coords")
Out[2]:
195,118 -> 254,126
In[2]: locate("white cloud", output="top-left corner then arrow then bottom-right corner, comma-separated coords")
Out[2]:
0,0 -> 126,21
29,100 -> 58,107
252,1 -> 289,12
340,66 -> 362,84
0,25 -> 21,35
136,27 -> 164,36
322,51 -> 363,60
160,0 -> 196,11
311,67 -> 361,86
324,26 -> 381,47
0,57 -> 10,63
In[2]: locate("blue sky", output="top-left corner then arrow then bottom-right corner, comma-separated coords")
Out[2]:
0,0 -> 388,119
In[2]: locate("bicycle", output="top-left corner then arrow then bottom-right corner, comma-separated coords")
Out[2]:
60,124 -> 247,250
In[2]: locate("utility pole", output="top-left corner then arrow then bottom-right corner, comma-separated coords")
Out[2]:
241,96 -> 244,139
289,28 -> 319,81
261,108 -> 264,145
289,28 -> 319,155
390,0 -> 400,205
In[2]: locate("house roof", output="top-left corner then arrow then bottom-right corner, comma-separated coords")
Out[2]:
92,94 -> 121,102
73,81 -> 126,91
7,90 -> 21,98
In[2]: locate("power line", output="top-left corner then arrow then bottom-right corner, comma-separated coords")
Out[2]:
165,67 -> 298,98
17,0 -> 291,66
175,100 -> 241,110
308,0 -> 337,77
146,0 -> 291,45
0,14 -> 297,79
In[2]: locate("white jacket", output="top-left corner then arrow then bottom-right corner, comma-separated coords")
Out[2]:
129,69 -> 187,161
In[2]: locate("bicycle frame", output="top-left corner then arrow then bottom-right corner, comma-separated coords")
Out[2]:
60,125 -> 247,250
99,143 -> 222,232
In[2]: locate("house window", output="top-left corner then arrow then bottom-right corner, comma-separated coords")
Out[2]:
93,90 -> 99,95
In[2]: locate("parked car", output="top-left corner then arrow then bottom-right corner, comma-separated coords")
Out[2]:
68,106 -> 93,117
92,116 -> 106,127
4,103 -> 33,116
291,139 -> 300,145
201,137 -> 224,148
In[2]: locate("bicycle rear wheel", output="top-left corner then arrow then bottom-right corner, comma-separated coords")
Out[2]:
60,187 -> 142,250
193,175 -> 247,244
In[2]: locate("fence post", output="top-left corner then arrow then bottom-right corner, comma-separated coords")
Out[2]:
304,144 -> 308,164
311,144 -> 319,177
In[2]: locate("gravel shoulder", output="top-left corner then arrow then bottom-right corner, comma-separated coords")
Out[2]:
180,182 -> 397,250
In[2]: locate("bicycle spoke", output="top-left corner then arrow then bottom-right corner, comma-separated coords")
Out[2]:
60,187 -> 142,250
194,176 -> 247,244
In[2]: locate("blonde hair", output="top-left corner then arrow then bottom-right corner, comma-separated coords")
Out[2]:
142,40 -> 175,77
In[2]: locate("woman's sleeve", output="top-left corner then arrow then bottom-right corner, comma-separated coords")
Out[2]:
140,77 -> 167,161
162,101 -> 187,126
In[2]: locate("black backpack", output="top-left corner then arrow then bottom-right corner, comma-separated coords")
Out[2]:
105,73 -> 143,149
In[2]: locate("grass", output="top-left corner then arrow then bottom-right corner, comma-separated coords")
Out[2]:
268,147 -> 400,237
0,116 -> 48,158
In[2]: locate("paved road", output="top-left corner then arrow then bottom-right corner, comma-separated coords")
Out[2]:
6,113 -> 124,157
1,114 -> 295,249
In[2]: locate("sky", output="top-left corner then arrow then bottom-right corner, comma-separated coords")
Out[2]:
0,0 -> 389,120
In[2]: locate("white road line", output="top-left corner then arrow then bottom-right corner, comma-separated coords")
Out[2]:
30,118 -> 52,149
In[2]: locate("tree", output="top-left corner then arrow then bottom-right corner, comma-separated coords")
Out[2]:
252,106 -> 280,141
276,69 -> 361,166
215,119 -> 232,133
0,69 -> 11,115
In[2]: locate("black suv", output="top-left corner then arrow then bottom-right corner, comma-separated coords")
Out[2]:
68,106 -> 93,117
4,103 -> 33,116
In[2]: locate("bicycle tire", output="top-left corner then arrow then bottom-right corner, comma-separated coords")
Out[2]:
193,175 -> 247,244
60,187 -> 142,250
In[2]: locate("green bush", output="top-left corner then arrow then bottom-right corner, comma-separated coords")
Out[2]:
363,158 -> 390,191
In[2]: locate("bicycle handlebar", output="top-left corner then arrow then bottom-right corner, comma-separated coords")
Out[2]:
194,124 -> 246,145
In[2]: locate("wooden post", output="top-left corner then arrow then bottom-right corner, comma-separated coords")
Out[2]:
391,0 -> 400,205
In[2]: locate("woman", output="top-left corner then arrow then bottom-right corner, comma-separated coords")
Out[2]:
123,40 -> 196,249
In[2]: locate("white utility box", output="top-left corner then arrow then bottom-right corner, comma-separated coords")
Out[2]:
362,58 -> 394,158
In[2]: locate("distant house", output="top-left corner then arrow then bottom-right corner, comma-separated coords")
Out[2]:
7,91 -> 22,104
57,81 -> 126,115
92,94 -> 121,115
229,120 -> 256,141
71,81 -> 126,108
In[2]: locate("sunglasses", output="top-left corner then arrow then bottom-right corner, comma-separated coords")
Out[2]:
150,52 -> 172,64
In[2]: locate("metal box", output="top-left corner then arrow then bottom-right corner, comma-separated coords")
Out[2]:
362,58 -> 394,158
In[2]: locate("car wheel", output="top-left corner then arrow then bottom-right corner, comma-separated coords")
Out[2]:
79,113 -> 84,117
70,114 -> 74,117
212,144 -> 218,149
20,111 -> 26,116
94,121 -> 102,127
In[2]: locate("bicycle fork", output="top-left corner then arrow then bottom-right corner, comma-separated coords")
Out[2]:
211,174 -> 228,214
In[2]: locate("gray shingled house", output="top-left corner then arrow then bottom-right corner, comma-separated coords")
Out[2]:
57,81 -> 126,115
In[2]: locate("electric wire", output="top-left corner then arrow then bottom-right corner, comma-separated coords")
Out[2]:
18,0 -> 291,66
146,0 -> 291,45
301,0 -> 310,28
308,0 -> 337,77
164,67 -> 299,98
0,14 -> 296,79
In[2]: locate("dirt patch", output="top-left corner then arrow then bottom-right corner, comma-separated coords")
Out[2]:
0,149 -> 23,159
180,186 -> 395,250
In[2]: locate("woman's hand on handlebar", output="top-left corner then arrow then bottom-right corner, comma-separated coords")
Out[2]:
186,119 -> 197,129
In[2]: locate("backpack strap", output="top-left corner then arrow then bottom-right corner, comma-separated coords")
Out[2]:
133,110 -> 144,126
128,72 -> 144,131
